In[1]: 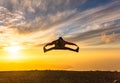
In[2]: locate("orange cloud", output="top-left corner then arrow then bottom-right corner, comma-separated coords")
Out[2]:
101,32 -> 117,43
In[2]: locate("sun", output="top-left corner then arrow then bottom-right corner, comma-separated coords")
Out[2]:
6,46 -> 22,53
4,45 -> 23,60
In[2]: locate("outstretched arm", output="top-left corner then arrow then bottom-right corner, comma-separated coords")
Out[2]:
65,41 -> 78,47
64,41 -> 79,52
43,41 -> 55,52
44,41 -> 55,47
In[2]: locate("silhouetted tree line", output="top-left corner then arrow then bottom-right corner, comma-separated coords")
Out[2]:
0,70 -> 119,83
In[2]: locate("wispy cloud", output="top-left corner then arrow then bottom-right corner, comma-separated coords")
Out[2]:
0,0 -> 120,48
101,32 -> 117,43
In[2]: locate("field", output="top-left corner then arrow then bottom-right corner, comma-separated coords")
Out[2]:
0,70 -> 119,83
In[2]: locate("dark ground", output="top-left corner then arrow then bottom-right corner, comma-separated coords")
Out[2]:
0,70 -> 119,83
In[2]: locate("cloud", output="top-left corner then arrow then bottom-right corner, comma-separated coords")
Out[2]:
101,32 -> 118,44
64,22 -> 120,47
0,0 -> 120,48
0,6 -> 25,26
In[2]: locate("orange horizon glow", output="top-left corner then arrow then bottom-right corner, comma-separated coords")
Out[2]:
0,45 -> 119,71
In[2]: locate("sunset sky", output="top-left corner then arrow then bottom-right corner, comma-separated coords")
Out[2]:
0,0 -> 120,71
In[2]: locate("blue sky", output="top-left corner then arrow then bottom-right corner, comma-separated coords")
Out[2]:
0,0 -> 120,49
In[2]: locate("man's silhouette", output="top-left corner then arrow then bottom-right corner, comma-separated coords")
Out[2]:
43,37 -> 79,52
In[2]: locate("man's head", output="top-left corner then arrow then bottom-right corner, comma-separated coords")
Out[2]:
59,37 -> 63,40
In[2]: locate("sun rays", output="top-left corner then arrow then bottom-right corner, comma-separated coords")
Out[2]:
3,45 -> 23,60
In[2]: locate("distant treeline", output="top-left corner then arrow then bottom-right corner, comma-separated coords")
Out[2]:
0,70 -> 119,83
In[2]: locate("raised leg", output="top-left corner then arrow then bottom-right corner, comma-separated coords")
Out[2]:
44,47 -> 56,53
63,47 -> 79,52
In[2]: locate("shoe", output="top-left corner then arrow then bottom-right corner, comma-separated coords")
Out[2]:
76,47 -> 79,52
43,47 -> 47,53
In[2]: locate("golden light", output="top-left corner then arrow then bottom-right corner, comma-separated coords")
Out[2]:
4,45 -> 23,60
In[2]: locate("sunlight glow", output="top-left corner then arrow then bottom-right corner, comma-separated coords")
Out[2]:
4,46 -> 23,60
